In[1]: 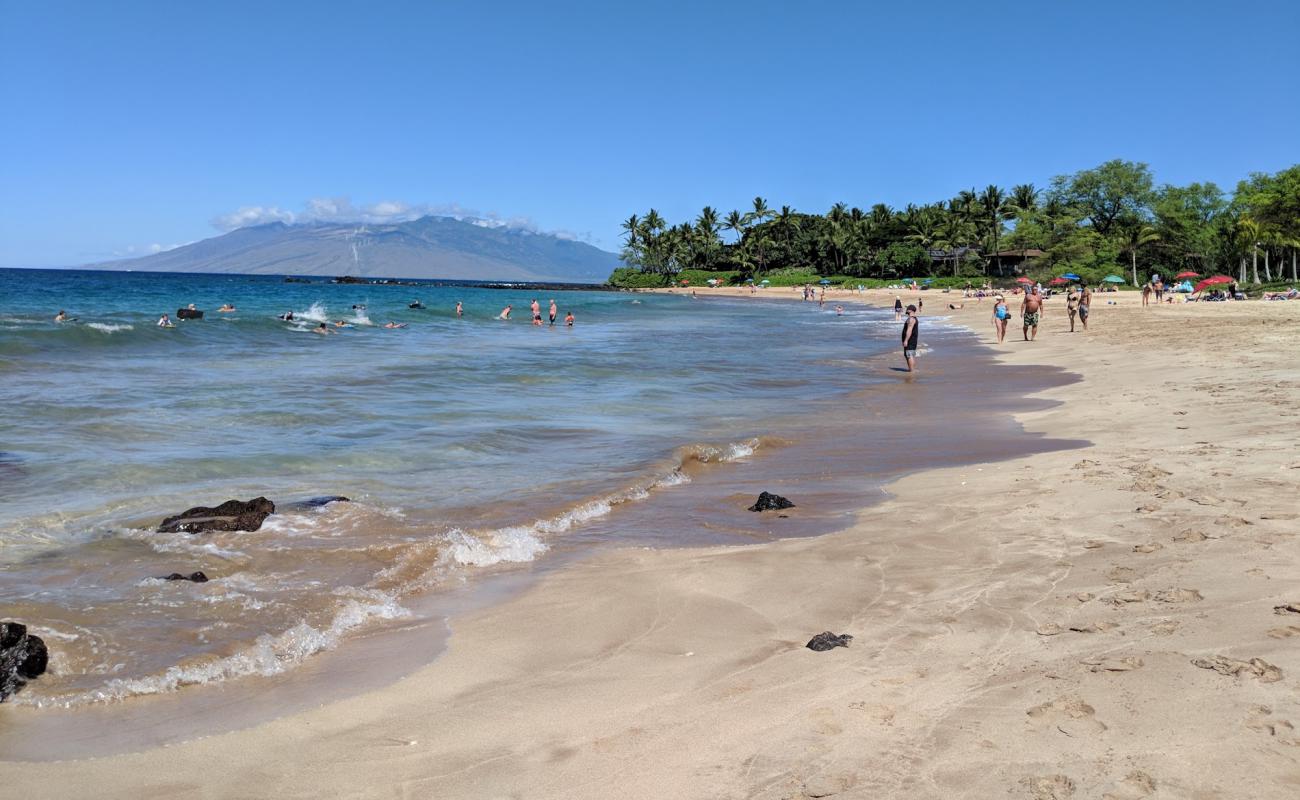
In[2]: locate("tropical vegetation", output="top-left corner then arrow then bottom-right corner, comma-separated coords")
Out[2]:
610,160 -> 1300,289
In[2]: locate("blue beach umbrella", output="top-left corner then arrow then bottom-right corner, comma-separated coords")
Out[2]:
1102,275 -> 1126,283
819,279 -> 831,285
1061,272 -> 1081,281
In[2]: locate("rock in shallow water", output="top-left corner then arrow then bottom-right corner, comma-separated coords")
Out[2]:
290,495 -> 351,510
1,621 -> 48,702
158,497 -> 275,534
160,571 -> 209,583
748,491 -> 795,512
806,631 -> 853,651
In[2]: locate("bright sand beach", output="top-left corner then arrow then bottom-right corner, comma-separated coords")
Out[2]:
4,288 -> 1300,798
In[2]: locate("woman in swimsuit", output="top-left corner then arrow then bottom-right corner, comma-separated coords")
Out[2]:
991,296 -> 1009,343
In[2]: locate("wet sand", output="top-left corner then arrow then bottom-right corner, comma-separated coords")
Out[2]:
3,287 -> 1299,798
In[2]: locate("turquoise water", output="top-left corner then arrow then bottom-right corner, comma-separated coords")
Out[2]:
1,268 -> 899,705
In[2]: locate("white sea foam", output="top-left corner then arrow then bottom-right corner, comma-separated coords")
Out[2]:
443,527 -> 548,567
295,302 -> 329,322
86,323 -> 134,333
20,589 -> 409,707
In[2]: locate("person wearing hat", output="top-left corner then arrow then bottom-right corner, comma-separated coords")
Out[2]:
901,304 -> 919,372
991,294 -> 1009,343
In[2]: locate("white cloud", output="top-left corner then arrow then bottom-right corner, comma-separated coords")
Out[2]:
212,206 -> 295,230
211,197 -> 565,238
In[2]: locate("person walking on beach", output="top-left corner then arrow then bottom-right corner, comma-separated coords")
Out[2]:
1141,281 -> 1152,306
1066,286 -> 1080,332
894,296 -> 903,321
992,294 -> 1009,343
901,304 -> 919,372
1021,286 -> 1043,341
548,299 -> 557,326
1078,284 -> 1092,330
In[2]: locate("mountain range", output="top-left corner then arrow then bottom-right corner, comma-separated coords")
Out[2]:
86,216 -> 622,283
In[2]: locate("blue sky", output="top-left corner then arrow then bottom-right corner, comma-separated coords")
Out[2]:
2,0 -> 1297,267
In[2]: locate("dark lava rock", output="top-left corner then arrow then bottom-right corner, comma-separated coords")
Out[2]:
1,622 -> 49,701
158,497 -> 275,534
748,491 -> 795,512
160,572 -> 209,583
806,632 -> 853,652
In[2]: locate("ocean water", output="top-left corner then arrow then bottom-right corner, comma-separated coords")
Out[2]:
1,268 -> 924,707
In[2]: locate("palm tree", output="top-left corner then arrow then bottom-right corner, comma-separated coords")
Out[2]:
749,196 -> 773,226
1010,183 -> 1039,221
775,205 -> 796,245
1238,218 -> 1261,284
621,214 -> 640,248
978,185 -> 1009,274
723,209 -> 746,244
1119,222 -> 1160,285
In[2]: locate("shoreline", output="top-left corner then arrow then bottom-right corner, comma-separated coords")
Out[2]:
3,289 -> 1298,797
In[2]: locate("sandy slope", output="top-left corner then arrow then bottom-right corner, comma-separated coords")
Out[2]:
4,288 -> 1299,799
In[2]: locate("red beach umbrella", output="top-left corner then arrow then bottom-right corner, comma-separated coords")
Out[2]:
1049,277 -> 1069,286
679,279 -> 690,285
1015,277 -> 1034,284
1193,275 -> 1233,292
1175,270 -> 1199,279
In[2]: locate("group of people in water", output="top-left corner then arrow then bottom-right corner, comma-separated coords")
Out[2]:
55,298 -> 582,334
495,298 -> 575,327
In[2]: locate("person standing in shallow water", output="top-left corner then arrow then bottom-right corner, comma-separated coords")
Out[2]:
901,304 -> 919,372
455,301 -> 463,317
548,299 -> 557,326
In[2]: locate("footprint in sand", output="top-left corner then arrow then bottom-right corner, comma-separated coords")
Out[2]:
1132,543 -> 1163,554
1082,657 -> 1144,673
1273,602 -> 1300,615
1107,566 -> 1140,583
1023,774 -> 1076,799
1172,530 -> 1209,543
1027,697 -> 1107,737
1068,621 -> 1119,634
1072,592 -> 1095,603
1101,770 -> 1157,800
1103,589 -> 1150,606
1153,588 -> 1203,604
1246,706 -> 1300,746
1267,626 -> 1300,639
1191,655 -> 1283,683
1149,619 -> 1180,636
1083,540 -> 1106,550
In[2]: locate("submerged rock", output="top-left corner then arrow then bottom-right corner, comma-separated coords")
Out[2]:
748,491 -> 795,512
1,621 -> 49,702
160,572 -> 209,583
806,631 -> 853,652
158,497 -> 275,534
292,495 -> 351,509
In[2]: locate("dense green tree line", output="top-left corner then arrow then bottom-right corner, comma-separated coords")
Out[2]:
612,160 -> 1300,287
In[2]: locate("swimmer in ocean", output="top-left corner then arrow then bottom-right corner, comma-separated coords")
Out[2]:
54,310 -> 69,323
497,305 -> 513,320
383,321 -> 407,329
564,311 -> 574,327
157,313 -> 174,328
218,304 -> 236,313
455,301 -> 463,317
548,299 -> 558,326
279,311 -> 295,321
312,322 -> 332,335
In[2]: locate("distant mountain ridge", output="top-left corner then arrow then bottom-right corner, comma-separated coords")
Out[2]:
86,216 -> 622,283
